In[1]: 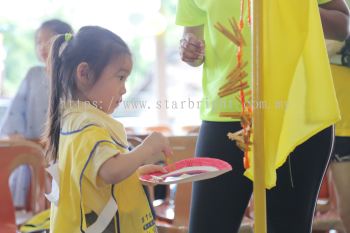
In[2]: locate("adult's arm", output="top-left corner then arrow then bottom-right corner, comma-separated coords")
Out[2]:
319,0 -> 350,40
180,25 -> 205,67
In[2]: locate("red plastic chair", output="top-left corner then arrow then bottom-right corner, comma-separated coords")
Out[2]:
0,139 -> 46,233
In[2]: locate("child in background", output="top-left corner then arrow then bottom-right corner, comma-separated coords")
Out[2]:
0,19 -> 72,209
44,26 -> 172,233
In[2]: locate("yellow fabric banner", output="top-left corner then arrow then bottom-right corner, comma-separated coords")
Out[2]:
245,0 -> 340,188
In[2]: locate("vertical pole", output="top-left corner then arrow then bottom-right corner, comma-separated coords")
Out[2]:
155,31 -> 167,124
155,0 -> 167,125
252,0 -> 267,232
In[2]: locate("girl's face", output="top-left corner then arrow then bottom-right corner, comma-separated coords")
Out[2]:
85,55 -> 132,114
35,27 -> 56,62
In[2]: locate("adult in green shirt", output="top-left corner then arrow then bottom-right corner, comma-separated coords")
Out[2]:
176,0 -> 349,233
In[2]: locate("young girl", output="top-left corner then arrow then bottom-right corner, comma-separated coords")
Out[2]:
0,19 -> 72,209
44,26 -> 172,233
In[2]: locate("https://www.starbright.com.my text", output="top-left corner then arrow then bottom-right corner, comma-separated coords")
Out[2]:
60,98 -> 289,113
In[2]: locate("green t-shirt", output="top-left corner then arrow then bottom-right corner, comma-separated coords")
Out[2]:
176,0 -> 331,122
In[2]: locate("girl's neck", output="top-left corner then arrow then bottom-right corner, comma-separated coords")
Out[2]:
74,92 -> 90,103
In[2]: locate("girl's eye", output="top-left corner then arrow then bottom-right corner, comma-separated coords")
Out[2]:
119,76 -> 125,81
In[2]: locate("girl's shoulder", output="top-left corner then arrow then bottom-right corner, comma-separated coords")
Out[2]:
24,66 -> 47,86
61,111 -> 107,135
26,66 -> 46,78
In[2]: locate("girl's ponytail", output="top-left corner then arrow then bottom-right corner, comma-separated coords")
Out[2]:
44,34 -> 66,162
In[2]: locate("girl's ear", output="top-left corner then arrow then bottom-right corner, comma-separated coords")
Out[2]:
76,62 -> 92,91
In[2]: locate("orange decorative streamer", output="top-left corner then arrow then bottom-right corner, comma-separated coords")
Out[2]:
216,0 -> 252,169
240,0 -> 245,29
248,0 -> 252,26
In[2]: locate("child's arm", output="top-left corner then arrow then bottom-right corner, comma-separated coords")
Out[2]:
98,132 -> 172,184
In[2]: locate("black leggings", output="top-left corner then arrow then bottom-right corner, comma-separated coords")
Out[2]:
189,121 -> 334,233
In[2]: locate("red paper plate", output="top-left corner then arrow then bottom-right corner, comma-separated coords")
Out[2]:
140,157 -> 232,185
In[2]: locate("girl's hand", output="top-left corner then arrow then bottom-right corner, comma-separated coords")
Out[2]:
180,32 -> 205,67
138,164 -> 167,176
139,164 -> 168,186
141,132 -> 173,165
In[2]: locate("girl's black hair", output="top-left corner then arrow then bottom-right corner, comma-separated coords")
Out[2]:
44,26 -> 131,161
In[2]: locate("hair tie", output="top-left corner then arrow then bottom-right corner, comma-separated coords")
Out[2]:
64,33 -> 73,42
59,33 -> 72,57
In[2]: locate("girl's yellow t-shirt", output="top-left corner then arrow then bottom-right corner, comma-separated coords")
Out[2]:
50,101 -> 156,233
